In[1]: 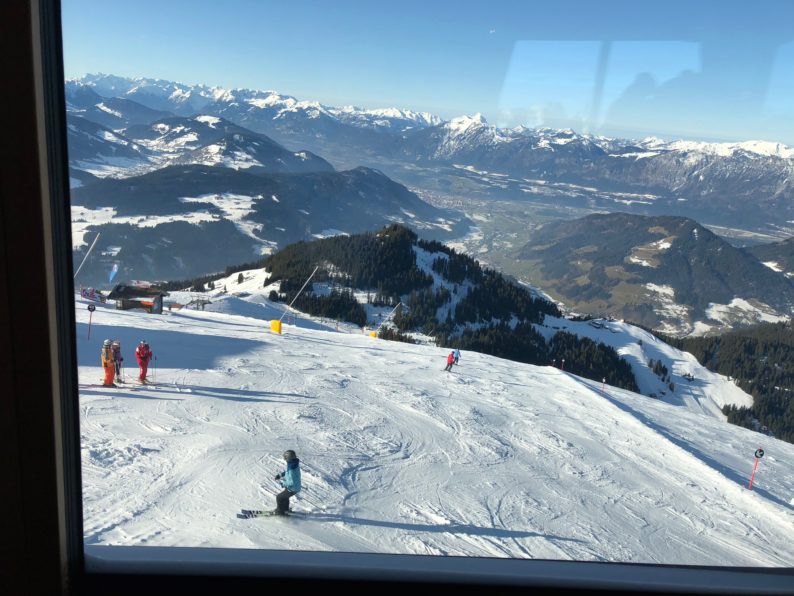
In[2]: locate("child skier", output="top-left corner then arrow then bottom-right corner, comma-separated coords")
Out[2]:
100,339 -> 116,387
273,450 -> 301,515
111,340 -> 123,383
135,340 -> 153,383
444,351 -> 455,372
453,348 -> 461,365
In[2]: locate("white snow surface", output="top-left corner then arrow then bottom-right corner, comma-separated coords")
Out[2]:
194,115 -> 221,127
95,102 -> 123,118
74,291 -> 794,566
628,256 -> 652,267
73,156 -> 152,179
70,205 -> 219,244
534,316 -> 753,416
311,229 -> 350,239
178,193 -> 263,245
665,139 -> 794,159
763,261 -> 784,273
705,298 -> 790,327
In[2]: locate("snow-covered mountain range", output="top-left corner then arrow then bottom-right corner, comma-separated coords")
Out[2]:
65,73 -> 794,339
66,76 -> 471,284
72,73 -> 442,134
399,116 -> 794,231
74,268 -> 794,565
68,74 -> 794,232
72,73 -> 794,159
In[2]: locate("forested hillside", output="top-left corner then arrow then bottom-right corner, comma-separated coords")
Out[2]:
260,224 -> 638,391
676,322 -> 794,442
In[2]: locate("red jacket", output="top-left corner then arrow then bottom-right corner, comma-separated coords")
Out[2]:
136,345 -> 152,365
447,353 -> 454,364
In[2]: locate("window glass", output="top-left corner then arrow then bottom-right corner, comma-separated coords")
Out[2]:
63,0 -> 794,568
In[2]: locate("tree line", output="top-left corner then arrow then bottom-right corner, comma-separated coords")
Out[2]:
156,223 -> 639,392
675,322 -> 794,443
265,224 -> 635,390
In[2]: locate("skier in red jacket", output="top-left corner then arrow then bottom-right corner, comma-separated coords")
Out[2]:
444,351 -> 455,372
135,340 -> 153,383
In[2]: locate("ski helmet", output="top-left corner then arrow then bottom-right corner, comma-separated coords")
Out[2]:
283,450 -> 297,461
103,339 -> 112,346
140,340 -> 146,345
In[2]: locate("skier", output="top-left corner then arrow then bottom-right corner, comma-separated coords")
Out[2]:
135,340 -> 153,383
453,348 -> 461,366
444,351 -> 455,372
273,450 -> 301,515
111,340 -> 123,383
100,339 -> 116,387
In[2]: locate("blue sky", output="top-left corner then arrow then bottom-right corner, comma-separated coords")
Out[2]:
63,0 -> 794,143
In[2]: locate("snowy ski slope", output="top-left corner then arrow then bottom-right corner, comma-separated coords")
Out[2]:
75,290 -> 794,566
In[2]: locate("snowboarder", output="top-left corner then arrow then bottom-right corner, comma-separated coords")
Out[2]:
444,351 -> 455,372
135,340 -> 153,383
111,340 -> 123,383
273,450 -> 301,515
100,339 -> 116,387
453,348 -> 461,365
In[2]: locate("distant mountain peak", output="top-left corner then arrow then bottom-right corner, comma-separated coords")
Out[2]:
448,113 -> 488,132
518,212 -> 794,336
634,135 -> 794,159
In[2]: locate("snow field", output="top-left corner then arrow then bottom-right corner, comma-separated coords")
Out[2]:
75,295 -> 794,565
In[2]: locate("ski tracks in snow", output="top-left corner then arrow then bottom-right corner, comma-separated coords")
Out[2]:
75,303 -> 794,564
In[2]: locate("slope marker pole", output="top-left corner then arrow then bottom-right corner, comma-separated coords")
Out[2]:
748,448 -> 764,490
87,304 -> 96,340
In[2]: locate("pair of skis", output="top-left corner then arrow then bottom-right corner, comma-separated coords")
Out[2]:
237,509 -> 304,519
95,379 -> 156,387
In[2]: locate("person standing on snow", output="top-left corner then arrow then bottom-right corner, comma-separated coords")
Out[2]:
111,340 -> 123,383
273,450 -> 301,515
453,348 -> 461,365
135,340 -> 153,384
100,339 -> 116,387
444,351 -> 455,372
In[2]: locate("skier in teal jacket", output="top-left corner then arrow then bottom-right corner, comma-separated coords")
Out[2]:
274,450 -> 301,515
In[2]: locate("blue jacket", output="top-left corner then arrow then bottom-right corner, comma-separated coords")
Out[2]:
453,349 -> 461,359
281,458 -> 301,493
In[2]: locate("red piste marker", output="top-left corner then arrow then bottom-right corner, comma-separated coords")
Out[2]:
748,448 -> 764,490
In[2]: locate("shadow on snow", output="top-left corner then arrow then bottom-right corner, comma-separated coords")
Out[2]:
295,512 -> 585,544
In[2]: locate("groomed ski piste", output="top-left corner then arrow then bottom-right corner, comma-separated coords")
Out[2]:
75,271 -> 794,566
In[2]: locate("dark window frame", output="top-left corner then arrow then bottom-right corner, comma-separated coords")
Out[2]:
3,0 -> 793,593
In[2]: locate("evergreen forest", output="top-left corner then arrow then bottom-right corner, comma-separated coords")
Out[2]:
259,224 -> 638,391
676,322 -> 794,443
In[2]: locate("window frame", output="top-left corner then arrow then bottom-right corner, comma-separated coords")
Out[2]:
4,0 -> 794,593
